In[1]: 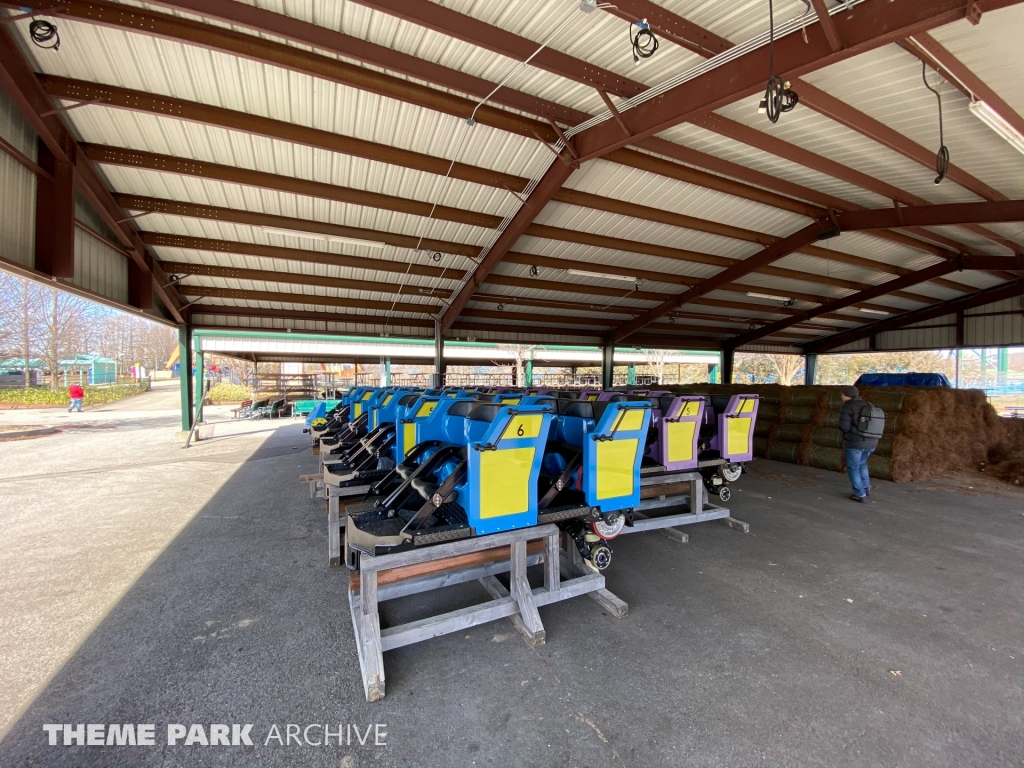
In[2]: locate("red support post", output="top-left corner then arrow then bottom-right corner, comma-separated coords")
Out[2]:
34,139 -> 75,279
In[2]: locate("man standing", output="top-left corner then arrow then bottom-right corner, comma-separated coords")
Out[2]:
67,382 -> 84,413
838,385 -> 879,502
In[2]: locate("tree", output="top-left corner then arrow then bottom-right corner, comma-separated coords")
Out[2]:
642,348 -> 669,384
497,343 -> 539,386
39,286 -> 98,390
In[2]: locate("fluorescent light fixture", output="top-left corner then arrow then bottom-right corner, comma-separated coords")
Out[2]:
859,307 -> 890,315
261,226 -> 385,248
969,100 -> 1024,156
746,292 -> 791,301
566,269 -> 637,282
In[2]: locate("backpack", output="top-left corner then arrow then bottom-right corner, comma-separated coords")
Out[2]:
854,402 -> 886,440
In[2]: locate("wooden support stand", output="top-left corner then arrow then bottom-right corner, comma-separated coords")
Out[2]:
346,524 -> 625,702
623,471 -> 750,541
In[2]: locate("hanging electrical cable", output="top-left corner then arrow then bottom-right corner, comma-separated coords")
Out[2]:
629,19 -> 659,64
29,19 -> 60,51
921,61 -> 950,184
759,0 -> 799,123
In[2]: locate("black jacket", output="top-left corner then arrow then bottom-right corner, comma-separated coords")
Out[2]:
839,396 -> 879,450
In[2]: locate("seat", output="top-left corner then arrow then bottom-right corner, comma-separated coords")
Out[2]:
710,394 -> 731,414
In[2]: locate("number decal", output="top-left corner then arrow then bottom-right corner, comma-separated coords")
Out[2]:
517,424 -> 525,436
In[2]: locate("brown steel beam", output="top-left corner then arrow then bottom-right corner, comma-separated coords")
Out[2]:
177,285 -> 433,314
692,112 -> 1019,255
803,279 -> 1024,354
0,27 -> 186,321
838,201 -> 1024,230
809,0 -> 844,52
33,138 -> 75,279
728,254 -> 1023,348
46,73 -> 978,272
610,220 -> 831,342
91,144 -> 973,292
910,32 -> 1024,139
794,78 -> 1008,203
134,198 -> 920,311
438,0 -> 1007,328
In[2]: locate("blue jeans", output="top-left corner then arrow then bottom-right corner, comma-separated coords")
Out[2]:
68,398 -> 83,412
845,447 -> 874,497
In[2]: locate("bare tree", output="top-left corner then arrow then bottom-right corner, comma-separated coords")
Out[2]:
766,354 -> 804,386
497,343 -> 539,386
642,348 -> 670,384
39,286 -> 98,390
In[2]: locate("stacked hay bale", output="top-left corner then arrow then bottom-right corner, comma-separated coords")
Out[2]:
662,383 -> 1023,485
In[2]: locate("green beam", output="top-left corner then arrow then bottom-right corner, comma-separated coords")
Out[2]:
178,325 -> 193,432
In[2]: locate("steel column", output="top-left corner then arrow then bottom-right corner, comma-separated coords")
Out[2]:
194,347 -> 204,424
383,357 -> 391,386
601,345 -> 614,390
804,354 -> 818,386
721,348 -> 734,385
433,321 -> 445,388
33,139 -> 75,278
178,326 -> 193,432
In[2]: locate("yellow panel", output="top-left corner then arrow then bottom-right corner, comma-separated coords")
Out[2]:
667,421 -> 697,462
586,395 -> 598,401
681,400 -> 701,416
596,438 -> 638,500
502,414 -> 543,440
361,391 -> 374,401
416,401 -> 438,418
353,403 -> 362,417
739,398 -> 756,413
402,423 -> 417,458
479,448 -> 534,518
613,409 -> 645,432
382,394 -> 394,406
727,417 -> 752,455
500,396 -> 521,404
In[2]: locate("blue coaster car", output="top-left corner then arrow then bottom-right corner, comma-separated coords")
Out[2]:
344,396 -> 652,571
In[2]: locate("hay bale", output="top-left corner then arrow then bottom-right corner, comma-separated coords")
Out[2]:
770,441 -> 801,463
754,420 -> 773,438
780,405 -> 815,424
758,403 -> 779,422
811,427 -> 843,449
753,436 -> 769,457
787,387 -> 826,407
809,446 -> 844,471
775,423 -> 812,443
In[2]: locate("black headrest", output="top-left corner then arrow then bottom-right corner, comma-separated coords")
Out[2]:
592,401 -> 614,421
710,394 -> 731,413
425,388 -> 443,396
447,401 -> 476,417
605,393 -> 627,402
562,401 -> 594,419
531,398 -> 557,410
398,394 -> 420,406
468,404 -> 502,422
553,391 -> 578,399
659,395 -> 677,412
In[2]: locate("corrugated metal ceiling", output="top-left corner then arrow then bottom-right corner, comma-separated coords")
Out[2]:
4,0 -> 1020,351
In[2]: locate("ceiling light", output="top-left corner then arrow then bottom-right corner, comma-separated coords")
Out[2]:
859,307 -> 890,315
746,292 -> 791,301
969,100 -> 1024,156
567,269 -> 637,282
261,226 -> 385,248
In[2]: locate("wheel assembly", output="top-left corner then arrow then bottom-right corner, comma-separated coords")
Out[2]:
721,463 -> 742,482
590,512 -> 625,540
717,486 -> 731,502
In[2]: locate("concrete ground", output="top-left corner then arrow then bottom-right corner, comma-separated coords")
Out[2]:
0,383 -> 1020,767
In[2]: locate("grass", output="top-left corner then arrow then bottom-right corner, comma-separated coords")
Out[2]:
0,382 -> 150,407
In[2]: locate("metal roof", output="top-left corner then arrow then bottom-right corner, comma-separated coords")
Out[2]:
0,0 -> 1020,354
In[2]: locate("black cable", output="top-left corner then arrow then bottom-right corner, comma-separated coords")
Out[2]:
629,20 -> 658,63
921,61 -> 949,184
762,0 -> 798,123
29,19 -> 60,51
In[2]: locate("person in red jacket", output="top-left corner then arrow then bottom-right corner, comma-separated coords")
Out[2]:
68,383 -> 84,413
